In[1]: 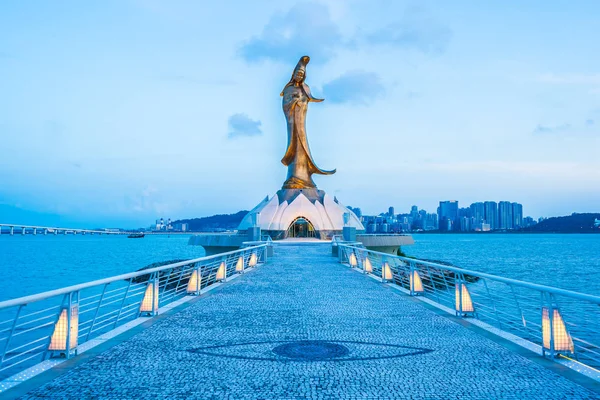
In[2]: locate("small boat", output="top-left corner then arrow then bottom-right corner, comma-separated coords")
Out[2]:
127,233 -> 145,239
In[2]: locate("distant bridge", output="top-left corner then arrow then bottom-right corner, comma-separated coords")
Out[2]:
0,223 -> 123,236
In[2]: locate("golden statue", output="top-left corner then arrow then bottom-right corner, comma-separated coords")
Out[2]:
280,56 -> 335,189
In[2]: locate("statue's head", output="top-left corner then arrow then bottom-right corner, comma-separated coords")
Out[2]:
293,68 -> 305,83
291,56 -> 309,83
280,56 -> 323,102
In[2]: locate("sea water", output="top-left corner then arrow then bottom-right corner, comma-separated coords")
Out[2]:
405,233 -> 600,295
0,233 -> 599,302
0,234 -> 204,301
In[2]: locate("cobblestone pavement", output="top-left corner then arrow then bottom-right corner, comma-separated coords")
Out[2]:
19,244 -> 600,399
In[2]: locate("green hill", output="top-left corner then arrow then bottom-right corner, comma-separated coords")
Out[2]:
523,213 -> 600,233
172,211 -> 248,232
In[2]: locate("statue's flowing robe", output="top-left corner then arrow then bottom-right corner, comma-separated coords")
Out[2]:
281,83 -> 335,187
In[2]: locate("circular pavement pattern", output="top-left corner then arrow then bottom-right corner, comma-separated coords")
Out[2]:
272,340 -> 350,361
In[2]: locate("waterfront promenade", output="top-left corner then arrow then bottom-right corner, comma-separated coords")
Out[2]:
11,243 -> 600,399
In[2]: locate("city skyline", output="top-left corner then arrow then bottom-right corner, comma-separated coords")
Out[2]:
351,198 -> 534,234
1,1 -> 599,228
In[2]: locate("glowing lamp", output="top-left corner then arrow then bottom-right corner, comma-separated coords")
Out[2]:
236,256 -> 244,273
139,281 -> 159,315
48,305 -> 78,355
410,270 -> 424,295
382,262 -> 393,282
249,253 -> 258,267
216,261 -> 227,281
187,269 -> 200,294
349,252 -> 357,268
455,283 -> 474,316
542,307 -> 574,356
363,258 -> 373,273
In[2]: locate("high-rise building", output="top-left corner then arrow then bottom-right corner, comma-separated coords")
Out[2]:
458,208 -> 473,231
429,213 -> 439,230
470,202 -> 485,226
388,206 -> 395,217
459,216 -> 471,232
512,202 -> 523,229
498,201 -> 513,230
410,205 -> 418,218
458,207 -> 471,218
438,201 -> 459,232
484,201 -> 498,230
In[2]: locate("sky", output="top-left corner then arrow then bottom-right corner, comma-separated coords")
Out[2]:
1,1 -> 599,228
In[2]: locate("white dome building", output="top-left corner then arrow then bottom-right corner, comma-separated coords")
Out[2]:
238,188 -> 364,240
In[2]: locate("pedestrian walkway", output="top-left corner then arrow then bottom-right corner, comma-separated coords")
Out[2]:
15,244 -> 600,399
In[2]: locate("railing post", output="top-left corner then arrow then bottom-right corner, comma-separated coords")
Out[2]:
236,254 -> 245,274
455,276 -> 462,317
152,275 -> 159,314
382,258 -> 392,283
49,291 -> 79,359
409,262 -> 414,295
549,298 -> 556,359
541,292 -> 574,359
196,263 -> 202,296
139,273 -> 159,316
65,292 -> 73,359
409,263 -> 415,296
216,258 -> 227,282
455,275 -> 475,317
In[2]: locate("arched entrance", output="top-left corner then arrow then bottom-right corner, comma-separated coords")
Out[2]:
286,217 -> 316,238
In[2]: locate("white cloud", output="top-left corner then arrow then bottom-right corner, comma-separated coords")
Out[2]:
227,114 -> 263,138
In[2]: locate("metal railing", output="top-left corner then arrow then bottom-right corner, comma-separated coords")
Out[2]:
337,244 -> 600,369
0,244 -> 268,381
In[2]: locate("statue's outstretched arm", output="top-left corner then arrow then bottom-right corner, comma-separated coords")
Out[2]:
303,83 -> 324,102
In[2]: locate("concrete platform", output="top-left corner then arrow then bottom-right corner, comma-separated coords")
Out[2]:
11,244 -> 600,399
356,233 -> 415,254
188,233 -> 248,255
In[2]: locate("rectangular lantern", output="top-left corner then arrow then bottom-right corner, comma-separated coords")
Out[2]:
236,256 -> 245,273
410,270 -> 424,295
249,253 -> 258,267
187,269 -> 200,294
216,261 -> 227,281
139,281 -> 159,316
48,304 -> 79,355
363,258 -> 373,273
455,283 -> 475,316
349,252 -> 357,268
542,307 -> 574,356
382,262 -> 393,282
